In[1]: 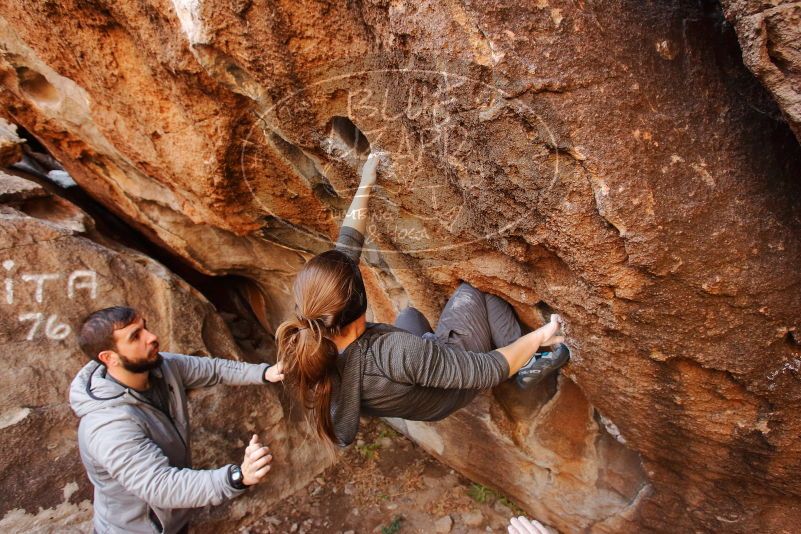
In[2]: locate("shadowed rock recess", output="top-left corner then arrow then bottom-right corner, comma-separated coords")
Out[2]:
1,1 -> 799,532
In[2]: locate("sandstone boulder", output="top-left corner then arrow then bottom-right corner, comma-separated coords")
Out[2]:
0,1 -> 800,532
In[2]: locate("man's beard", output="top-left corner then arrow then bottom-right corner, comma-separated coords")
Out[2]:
118,351 -> 162,373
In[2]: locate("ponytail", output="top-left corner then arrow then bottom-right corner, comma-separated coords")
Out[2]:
276,249 -> 364,444
276,317 -> 339,442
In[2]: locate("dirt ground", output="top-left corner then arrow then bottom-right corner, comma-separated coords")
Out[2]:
244,418 -> 528,534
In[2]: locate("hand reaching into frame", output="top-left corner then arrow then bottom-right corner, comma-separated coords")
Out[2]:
508,516 -> 550,534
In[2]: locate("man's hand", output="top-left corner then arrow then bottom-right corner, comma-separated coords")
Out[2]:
359,152 -> 380,188
508,516 -> 549,534
241,434 -> 272,486
534,314 -> 563,347
263,361 -> 285,383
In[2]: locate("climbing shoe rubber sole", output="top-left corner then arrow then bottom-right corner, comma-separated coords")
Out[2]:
516,343 -> 570,389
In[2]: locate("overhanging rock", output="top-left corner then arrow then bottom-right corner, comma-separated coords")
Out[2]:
1,1 -> 800,531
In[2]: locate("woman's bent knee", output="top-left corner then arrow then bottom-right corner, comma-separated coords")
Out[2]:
394,306 -> 433,336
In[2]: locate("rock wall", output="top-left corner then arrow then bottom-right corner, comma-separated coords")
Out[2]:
0,170 -> 334,532
721,0 -> 801,143
1,1 -> 800,532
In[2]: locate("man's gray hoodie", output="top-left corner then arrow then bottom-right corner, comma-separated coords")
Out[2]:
69,352 -> 270,534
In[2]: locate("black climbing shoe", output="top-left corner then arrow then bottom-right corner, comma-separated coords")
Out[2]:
516,343 -> 570,389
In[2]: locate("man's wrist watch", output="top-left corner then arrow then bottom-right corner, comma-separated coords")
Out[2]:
228,464 -> 247,490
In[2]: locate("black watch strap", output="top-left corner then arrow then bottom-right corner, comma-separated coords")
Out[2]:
228,464 -> 247,490
260,364 -> 272,384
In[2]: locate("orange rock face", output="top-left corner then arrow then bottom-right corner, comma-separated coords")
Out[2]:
1,1 -> 800,532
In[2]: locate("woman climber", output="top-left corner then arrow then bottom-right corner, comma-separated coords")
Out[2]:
275,152 -> 570,445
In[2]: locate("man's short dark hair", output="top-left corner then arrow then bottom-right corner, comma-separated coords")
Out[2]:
78,306 -> 140,362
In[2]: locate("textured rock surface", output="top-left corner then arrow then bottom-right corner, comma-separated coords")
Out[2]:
721,0 -> 801,142
1,1 -> 800,532
0,172 -> 333,532
0,117 -> 23,166
388,376 -> 648,531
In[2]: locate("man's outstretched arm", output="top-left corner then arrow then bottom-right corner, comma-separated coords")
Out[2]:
164,353 -> 284,390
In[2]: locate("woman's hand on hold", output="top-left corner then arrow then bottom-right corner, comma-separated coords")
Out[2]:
536,314 -> 564,347
359,152 -> 380,187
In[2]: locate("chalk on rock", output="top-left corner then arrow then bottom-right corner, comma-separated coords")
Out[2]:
47,170 -> 77,188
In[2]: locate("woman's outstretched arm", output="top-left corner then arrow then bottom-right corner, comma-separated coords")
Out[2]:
341,152 -> 379,235
496,314 -> 564,377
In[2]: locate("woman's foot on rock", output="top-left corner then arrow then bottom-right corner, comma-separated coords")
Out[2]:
516,344 -> 570,389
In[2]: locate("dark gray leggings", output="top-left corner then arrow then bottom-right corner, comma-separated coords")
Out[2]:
394,282 -> 522,353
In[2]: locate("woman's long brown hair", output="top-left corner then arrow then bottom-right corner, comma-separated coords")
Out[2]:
275,250 -> 361,443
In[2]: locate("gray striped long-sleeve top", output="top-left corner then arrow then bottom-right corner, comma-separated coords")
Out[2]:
330,227 -> 510,446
